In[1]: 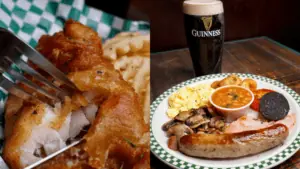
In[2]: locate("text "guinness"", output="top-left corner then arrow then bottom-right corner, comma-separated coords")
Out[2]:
192,29 -> 221,37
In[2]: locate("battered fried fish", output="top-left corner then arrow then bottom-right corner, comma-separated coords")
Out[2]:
3,20 -> 149,169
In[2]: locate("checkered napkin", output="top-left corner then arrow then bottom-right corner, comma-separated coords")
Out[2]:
0,0 -> 149,156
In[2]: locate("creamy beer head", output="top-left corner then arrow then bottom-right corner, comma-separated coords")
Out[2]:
183,0 -> 224,16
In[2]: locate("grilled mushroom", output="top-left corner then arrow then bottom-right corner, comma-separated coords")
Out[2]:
215,120 -> 225,131
162,120 -> 179,131
209,116 -> 225,130
200,123 -> 209,130
174,110 -> 194,121
193,108 -> 206,116
166,124 -> 193,138
205,107 -> 218,117
185,114 -> 210,128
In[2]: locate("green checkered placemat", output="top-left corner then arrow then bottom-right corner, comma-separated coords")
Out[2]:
0,0 -> 149,47
0,0 -> 149,155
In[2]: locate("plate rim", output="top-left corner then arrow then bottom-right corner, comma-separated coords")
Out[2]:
150,73 -> 300,169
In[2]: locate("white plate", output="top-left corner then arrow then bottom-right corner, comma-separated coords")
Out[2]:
150,73 -> 300,169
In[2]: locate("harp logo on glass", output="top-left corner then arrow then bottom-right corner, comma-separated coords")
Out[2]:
202,16 -> 213,31
191,16 -> 221,37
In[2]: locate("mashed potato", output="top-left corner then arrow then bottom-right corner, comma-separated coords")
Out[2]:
167,84 -> 215,118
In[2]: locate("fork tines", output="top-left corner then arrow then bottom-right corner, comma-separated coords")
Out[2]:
0,28 -> 77,106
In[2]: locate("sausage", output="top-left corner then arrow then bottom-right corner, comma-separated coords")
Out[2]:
178,123 -> 288,158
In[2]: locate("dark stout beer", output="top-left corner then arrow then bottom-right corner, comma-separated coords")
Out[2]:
183,0 -> 224,76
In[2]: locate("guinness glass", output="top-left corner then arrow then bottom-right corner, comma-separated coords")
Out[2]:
183,0 -> 224,76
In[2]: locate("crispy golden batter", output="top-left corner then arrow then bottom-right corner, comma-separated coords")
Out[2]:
3,20 -> 149,169
36,20 -> 104,73
4,95 -> 24,139
112,55 -> 150,124
67,66 -> 149,168
3,104 -> 46,169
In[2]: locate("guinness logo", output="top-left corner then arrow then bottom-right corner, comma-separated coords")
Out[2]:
201,16 -> 213,31
191,16 -> 221,37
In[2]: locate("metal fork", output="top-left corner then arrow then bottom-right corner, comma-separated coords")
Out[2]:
0,28 -> 81,168
24,139 -> 82,169
0,27 -> 78,105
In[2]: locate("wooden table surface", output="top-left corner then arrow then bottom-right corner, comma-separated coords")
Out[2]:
150,36 -> 300,169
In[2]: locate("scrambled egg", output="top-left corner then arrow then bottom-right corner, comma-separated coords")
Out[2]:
167,84 -> 215,118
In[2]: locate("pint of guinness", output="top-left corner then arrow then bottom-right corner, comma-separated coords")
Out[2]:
183,0 -> 224,76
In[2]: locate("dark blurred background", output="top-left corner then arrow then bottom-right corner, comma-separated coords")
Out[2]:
88,0 -> 300,52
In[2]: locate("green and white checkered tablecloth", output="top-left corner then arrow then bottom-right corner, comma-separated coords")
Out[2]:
0,0 -> 150,47
0,0 -> 149,157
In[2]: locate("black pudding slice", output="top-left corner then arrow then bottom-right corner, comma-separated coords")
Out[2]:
259,92 -> 289,121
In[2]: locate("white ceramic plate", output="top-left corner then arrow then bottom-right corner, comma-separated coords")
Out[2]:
150,73 -> 300,169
